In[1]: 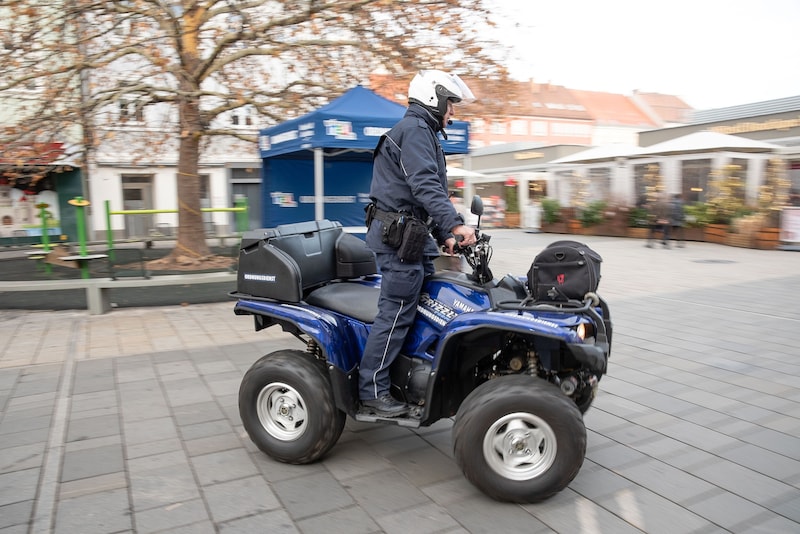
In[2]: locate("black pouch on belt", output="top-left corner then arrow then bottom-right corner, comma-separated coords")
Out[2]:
397,218 -> 429,262
380,212 -> 405,248
364,203 -> 377,228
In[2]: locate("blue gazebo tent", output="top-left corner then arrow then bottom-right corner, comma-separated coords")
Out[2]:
258,85 -> 469,228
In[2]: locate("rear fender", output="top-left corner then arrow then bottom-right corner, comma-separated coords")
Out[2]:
234,299 -> 367,371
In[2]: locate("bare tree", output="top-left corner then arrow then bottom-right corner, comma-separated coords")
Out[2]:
0,0 -> 507,263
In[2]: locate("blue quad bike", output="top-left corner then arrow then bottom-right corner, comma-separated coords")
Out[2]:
232,197 -> 611,503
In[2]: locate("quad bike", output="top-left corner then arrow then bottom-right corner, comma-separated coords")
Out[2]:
231,197 -> 611,503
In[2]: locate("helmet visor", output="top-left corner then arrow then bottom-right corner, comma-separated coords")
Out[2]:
450,74 -> 475,104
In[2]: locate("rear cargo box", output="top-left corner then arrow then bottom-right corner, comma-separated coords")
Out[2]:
237,220 -> 376,302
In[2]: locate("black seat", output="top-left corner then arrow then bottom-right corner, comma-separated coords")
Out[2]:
305,282 -> 380,323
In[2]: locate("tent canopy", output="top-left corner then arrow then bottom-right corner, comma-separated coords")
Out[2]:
259,85 -> 469,157
258,86 -> 470,228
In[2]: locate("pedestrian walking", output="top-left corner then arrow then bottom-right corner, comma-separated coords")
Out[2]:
646,194 -> 671,248
670,193 -> 686,247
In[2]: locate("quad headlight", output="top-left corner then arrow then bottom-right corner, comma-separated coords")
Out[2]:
575,322 -> 595,341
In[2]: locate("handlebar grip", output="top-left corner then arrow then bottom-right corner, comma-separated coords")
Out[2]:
442,234 -> 465,254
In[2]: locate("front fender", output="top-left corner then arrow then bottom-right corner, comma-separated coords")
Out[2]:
420,309 -> 606,424
234,299 -> 366,370
434,310 -> 585,366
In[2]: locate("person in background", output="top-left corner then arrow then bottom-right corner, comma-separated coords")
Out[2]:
358,70 -> 477,417
646,193 -> 671,248
670,193 -> 686,247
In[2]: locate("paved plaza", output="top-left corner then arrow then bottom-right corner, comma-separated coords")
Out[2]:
1,230 -> 799,533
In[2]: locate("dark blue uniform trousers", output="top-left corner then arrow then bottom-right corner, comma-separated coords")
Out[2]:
358,252 -> 434,401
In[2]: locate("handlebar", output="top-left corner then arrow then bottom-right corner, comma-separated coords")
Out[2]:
444,231 -> 489,255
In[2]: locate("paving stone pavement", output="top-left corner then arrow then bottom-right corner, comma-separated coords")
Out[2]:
1,230 -> 799,533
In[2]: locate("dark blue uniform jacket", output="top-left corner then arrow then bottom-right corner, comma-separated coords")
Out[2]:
366,103 -> 463,255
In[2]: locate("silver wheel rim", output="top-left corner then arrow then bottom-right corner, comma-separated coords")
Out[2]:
482,412 -> 557,481
256,382 -> 308,441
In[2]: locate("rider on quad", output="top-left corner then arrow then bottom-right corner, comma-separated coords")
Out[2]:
359,70 -> 477,417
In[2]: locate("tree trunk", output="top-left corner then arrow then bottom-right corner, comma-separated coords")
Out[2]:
174,131 -> 211,259
170,5 -> 211,261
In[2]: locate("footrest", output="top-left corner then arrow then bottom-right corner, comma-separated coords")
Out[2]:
354,409 -> 422,427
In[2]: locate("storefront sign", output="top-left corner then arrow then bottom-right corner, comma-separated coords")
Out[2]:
711,116 -> 800,135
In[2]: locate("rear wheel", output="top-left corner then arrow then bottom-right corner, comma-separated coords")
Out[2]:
453,375 -> 586,502
239,350 -> 346,464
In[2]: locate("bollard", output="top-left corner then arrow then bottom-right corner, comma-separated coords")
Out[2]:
235,196 -> 248,233
68,196 -> 92,279
105,200 -> 114,261
35,202 -> 53,274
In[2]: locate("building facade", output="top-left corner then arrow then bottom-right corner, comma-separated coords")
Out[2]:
447,95 -> 800,233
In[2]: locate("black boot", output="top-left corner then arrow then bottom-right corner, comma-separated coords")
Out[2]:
361,394 -> 409,417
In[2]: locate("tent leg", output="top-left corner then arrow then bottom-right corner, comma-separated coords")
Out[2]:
314,148 -> 324,221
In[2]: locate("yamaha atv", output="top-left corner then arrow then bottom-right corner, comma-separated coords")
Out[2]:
231,197 -> 611,503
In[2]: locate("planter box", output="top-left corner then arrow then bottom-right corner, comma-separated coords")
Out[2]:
567,220 -> 583,235
540,222 -> 569,234
627,228 -> 649,239
755,227 -> 780,250
726,233 -> 755,248
704,224 -> 728,245
588,224 -> 628,237
504,212 -> 520,228
681,227 -> 705,242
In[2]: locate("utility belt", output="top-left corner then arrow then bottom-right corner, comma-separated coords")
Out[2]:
364,203 -> 430,262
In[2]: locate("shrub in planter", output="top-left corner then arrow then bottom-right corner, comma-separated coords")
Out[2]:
706,165 -> 754,224
540,198 -> 562,224
579,200 -> 606,228
683,202 -> 711,228
627,207 -> 650,228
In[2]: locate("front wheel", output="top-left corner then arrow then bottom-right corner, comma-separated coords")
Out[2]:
239,349 -> 346,464
453,375 -> 586,503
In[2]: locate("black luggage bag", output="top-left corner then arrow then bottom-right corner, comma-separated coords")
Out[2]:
528,240 -> 602,302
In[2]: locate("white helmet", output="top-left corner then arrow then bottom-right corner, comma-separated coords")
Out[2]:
408,70 -> 475,119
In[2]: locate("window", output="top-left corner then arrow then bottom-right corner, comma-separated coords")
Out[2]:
490,121 -> 506,135
510,120 -> 528,136
531,121 -> 547,136
633,163 -> 661,206
119,100 -> 144,122
588,167 -> 612,200
471,118 -> 485,134
730,159 -> 748,202
551,122 -> 591,137
681,159 -> 711,203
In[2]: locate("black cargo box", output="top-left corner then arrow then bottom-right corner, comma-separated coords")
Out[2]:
237,220 -> 376,302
